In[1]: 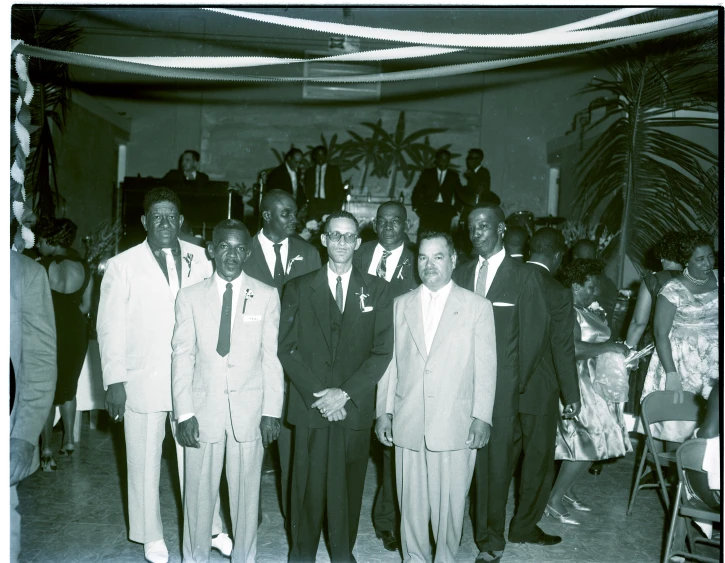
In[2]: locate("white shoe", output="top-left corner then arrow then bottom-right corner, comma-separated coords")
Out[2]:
211,533 -> 233,557
144,540 -> 169,563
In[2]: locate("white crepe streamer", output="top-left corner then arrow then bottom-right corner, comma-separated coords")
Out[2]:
203,8 -> 709,49
12,201 -> 25,222
15,52 -> 34,105
11,162 -> 25,185
21,225 -> 35,249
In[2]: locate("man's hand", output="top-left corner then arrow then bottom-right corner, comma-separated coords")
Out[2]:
562,401 -> 582,419
177,417 -> 201,448
312,388 -> 349,416
10,438 -> 34,486
375,414 -> 393,447
105,382 -> 127,422
260,416 -> 281,448
466,418 -> 491,449
325,407 -> 347,422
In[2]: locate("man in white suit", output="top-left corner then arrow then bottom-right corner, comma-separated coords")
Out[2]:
97,187 -> 230,563
376,231 -> 497,563
172,219 -> 284,563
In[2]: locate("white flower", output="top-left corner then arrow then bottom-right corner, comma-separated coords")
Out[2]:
242,289 -> 254,314
356,287 -> 374,312
305,220 -> 319,231
286,255 -> 303,275
184,253 -> 194,277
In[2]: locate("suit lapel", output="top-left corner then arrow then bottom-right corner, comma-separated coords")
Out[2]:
428,284 -> 463,357
486,254 -> 513,300
231,274 -> 251,337
340,268 -> 365,341
204,276 -> 221,327
142,241 -> 175,297
403,287 -> 428,361
247,236 -> 274,285
308,267 -> 332,354
362,243 -> 376,273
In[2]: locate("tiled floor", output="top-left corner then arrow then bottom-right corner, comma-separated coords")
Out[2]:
15,416 -> 709,562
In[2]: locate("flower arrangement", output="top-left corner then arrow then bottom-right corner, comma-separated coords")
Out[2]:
561,220 -> 617,254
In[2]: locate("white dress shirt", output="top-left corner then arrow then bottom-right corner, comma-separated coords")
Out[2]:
184,170 -> 197,181
527,260 -> 550,272
315,164 -> 327,199
367,243 -> 405,282
434,168 -> 448,204
327,264 -> 352,311
286,163 -> 298,197
474,247 -> 506,296
420,280 -> 453,353
258,230 -> 289,278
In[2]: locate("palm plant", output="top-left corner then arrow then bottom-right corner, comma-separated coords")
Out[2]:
406,137 -> 462,185
574,19 -> 718,286
305,133 -> 358,173
342,120 -> 389,193
12,7 -> 82,219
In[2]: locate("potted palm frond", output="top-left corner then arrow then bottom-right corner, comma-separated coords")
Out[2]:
574,16 -> 718,287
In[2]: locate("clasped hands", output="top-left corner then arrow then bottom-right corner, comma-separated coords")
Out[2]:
375,415 -> 492,449
312,388 -> 348,422
177,415 -> 281,449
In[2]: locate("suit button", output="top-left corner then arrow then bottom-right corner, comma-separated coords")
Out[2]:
223,390 -> 228,395
325,361 -> 330,367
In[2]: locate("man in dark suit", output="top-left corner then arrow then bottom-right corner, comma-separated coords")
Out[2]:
162,150 -> 210,187
352,201 -> 417,552
452,205 -> 548,563
304,145 -> 345,220
243,189 -> 321,523
503,226 -> 529,262
458,149 -> 500,228
279,210 -> 394,563
411,149 -> 462,235
266,148 -> 306,209
507,227 -> 581,546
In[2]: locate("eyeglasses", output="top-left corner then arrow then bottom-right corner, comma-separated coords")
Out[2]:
325,231 -> 358,244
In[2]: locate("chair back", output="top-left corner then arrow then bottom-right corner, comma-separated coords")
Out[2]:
640,391 -> 701,426
676,438 -> 720,511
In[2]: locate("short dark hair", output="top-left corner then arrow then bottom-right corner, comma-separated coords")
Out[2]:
312,145 -> 327,155
376,200 -> 407,220
36,217 -> 78,248
677,230 -> 713,265
559,258 -> 605,288
435,148 -> 451,159
418,231 -> 456,258
572,239 -> 598,259
324,210 -> 359,234
504,226 -> 528,248
182,150 -> 200,162
467,148 -> 484,160
143,187 -> 181,215
652,231 -> 686,263
468,204 -> 505,226
530,227 -> 567,257
285,147 -> 303,160
261,189 -> 295,214
212,219 -> 250,245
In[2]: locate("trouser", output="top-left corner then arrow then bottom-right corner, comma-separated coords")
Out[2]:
10,485 -> 20,562
124,410 -> 223,544
289,426 -> 370,563
507,413 -> 558,540
397,446 -> 476,563
183,409 -> 263,563
372,443 -> 399,534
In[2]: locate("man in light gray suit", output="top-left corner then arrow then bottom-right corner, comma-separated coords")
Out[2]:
10,250 -> 57,562
172,220 -> 284,563
376,231 -> 497,563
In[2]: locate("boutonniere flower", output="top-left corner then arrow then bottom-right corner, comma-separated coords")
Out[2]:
184,253 -> 193,277
356,287 -> 374,313
396,259 -> 411,280
243,289 -> 254,314
286,255 -> 303,275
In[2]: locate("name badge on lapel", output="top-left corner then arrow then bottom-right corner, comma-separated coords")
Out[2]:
243,315 -> 262,322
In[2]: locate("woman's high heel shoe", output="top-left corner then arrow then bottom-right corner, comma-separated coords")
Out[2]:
544,504 -> 580,525
40,450 -> 57,472
563,494 -> 592,512
59,444 -> 75,457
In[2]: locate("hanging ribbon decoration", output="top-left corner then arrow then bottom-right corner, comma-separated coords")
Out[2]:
11,40 -> 35,250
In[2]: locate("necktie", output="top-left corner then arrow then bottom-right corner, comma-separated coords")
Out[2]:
273,243 -> 285,284
317,166 -> 323,198
162,248 -> 180,297
423,292 -> 439,353
376,250 -> 392,279
476,258 -> 489,297
216,283 -> 233,357
335,276 -> 344,312
10,358 -> 16,413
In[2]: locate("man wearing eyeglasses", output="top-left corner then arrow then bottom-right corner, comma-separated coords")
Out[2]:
353,201 -> 417,552
279,210 -> 394,563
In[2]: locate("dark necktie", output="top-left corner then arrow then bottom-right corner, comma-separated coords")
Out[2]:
10,358 -> 16,413
273,243 -> 285,284
335,276 -> 343,312
376,250 -> 392,279
216,283 -> 233,357
317,166 -> 323,198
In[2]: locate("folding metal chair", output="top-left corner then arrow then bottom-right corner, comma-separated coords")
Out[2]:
627,391 -> 701,515
662,439 -> 721,563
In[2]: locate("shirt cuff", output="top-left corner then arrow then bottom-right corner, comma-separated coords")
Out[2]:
177,413 -> 194,423
261,413 -> 279,419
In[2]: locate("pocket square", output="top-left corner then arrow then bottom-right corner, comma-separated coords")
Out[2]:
492,302 -> 515,307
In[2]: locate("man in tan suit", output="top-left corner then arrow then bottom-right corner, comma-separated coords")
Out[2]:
172,219 -> 284,563
376,231 -> 497,563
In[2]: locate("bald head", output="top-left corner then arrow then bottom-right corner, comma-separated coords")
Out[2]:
572,239 -> 598,260
261,189 -> 295,214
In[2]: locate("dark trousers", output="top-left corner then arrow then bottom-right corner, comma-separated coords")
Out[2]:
473,415 -> 515,553
372,443 -> 399,534
508,413 -> 558,540
289,426 -> 370,563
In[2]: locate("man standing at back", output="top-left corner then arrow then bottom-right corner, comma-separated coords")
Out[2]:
411,149 -> 462,235
452,205 -> 548,563
279,210 -> 394,562
304,145 -> 345,220
353,201 -> 417,552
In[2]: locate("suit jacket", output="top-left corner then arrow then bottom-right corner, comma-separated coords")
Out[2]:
171,274 -> 283,443
10,251 -> 57,477
352,241 -> 418,299
162,169 -> 210,186
411,168 -> 462,217
452,253 -> 548,418
97,239 -> 213,413
278,266 -> 394,430
243,233 -> 322,294
266,164 -> 306,208
376,283 -> 497,452
519,263 -> 580,415
304,164 -> 345,210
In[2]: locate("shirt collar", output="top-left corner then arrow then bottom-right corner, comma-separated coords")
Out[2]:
420,279 -> 453,299
259,229 -> 289,250
215,271 -> 243,293
474,164 -> 483,173
147,237 -> 181,256
479,247 -> 505,267
327,263 -> 353,284
527,260 -> 550,272
285,163 -> 296,176
376,242 -> 405,259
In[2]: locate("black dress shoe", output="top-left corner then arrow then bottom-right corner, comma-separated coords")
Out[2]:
509,526 -> 562,546
475,551 -> 502,563
589,461 -> 603,476
375,530 -> 400,552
